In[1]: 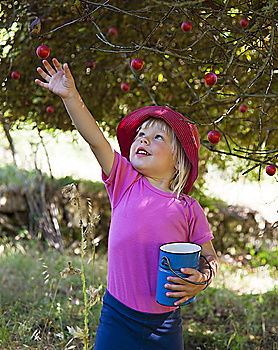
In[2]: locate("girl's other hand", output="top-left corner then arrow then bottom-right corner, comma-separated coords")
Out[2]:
35,58 -> 76,99
164,268 -> 207,306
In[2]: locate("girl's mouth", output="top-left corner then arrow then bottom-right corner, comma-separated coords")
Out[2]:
136,147 -> 151,156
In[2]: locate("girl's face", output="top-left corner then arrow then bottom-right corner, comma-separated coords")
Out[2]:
129,124 -> 176,183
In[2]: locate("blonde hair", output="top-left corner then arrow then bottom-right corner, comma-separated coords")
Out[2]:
138,118 -> 191,197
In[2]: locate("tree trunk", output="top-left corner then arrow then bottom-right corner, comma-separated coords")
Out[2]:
2,119 -> 17,166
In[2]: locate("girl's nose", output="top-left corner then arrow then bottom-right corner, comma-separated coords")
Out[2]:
140,137 -> 150,145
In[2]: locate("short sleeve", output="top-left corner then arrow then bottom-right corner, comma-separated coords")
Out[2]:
187,200 -> 214,245
102,151 -> 140,208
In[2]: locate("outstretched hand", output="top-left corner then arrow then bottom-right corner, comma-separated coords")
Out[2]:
35,58 -> 76,99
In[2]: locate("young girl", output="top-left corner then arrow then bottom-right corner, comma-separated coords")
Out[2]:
35,58 -> 218,350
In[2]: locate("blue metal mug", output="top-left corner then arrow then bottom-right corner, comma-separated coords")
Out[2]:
156,242 -> 211,307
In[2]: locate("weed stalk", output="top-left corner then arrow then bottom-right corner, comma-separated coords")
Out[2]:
75,184 -> 90,350
61,183 -> 101,349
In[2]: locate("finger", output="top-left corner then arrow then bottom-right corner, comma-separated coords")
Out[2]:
166,291 -> 187,298
181,268 -> 205,282
174,296 -> 191,306
164,283 -> 187,291
36,67 -> 50,82
167,273 -> 204,285
166,276 -> 188,284
35,79 -> 49,89
63,63 -> 73,79
180,268 -> 198,275
52,58 -> 63,71
42,59 -> 56,76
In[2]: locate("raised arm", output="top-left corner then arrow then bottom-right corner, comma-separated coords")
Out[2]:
35,58 -> 114,176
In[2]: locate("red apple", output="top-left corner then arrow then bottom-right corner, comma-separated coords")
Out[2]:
181,21 -> 192,32
121,83 -> 130,92
207,130 -> 221,144
239,105 -> 248,113
87,61 -> 97,69
240,19 -> 249,28
131,58 -> 144,71
108,27 -> 118,36
46,106 -> 55,114
36,45 -> 50,59
11,71 -> 20,80
265,165 -> 276,176
204,72 -> 217,86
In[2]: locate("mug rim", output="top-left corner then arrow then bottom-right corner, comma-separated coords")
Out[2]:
160,242 -> 201,254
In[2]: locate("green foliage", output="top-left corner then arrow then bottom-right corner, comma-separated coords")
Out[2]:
183,287 -> 278,349
247,243 -> 278,268
0,164 -> 105,194
0,164 -> 41,187
0,0 -> 277,177
0,240 -> 105,349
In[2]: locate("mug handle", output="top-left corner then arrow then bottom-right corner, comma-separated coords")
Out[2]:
161,255 -> 212,286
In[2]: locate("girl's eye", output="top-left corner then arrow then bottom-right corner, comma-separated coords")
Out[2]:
137,132 -> 145,137
155,134 -> 163,140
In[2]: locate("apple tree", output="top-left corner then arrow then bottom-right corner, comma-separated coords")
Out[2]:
0,0 -> 277,178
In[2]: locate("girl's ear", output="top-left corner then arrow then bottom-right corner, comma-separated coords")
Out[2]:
175,162 -> 179,171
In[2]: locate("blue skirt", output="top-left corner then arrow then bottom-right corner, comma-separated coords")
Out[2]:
94,290 -> 184,350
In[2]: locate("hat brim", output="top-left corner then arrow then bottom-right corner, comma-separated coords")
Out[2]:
117,106 -> 200,194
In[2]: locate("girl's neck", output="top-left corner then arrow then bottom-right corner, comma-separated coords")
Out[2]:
144,176 -> 173,193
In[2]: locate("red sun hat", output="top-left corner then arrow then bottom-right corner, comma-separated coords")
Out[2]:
117,106 -> 200,194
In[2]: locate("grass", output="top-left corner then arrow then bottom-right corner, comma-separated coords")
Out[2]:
0,240 -> 277,350
0,240 -> 106,350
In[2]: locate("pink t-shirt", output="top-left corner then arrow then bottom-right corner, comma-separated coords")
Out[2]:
102,151 -> 214,313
